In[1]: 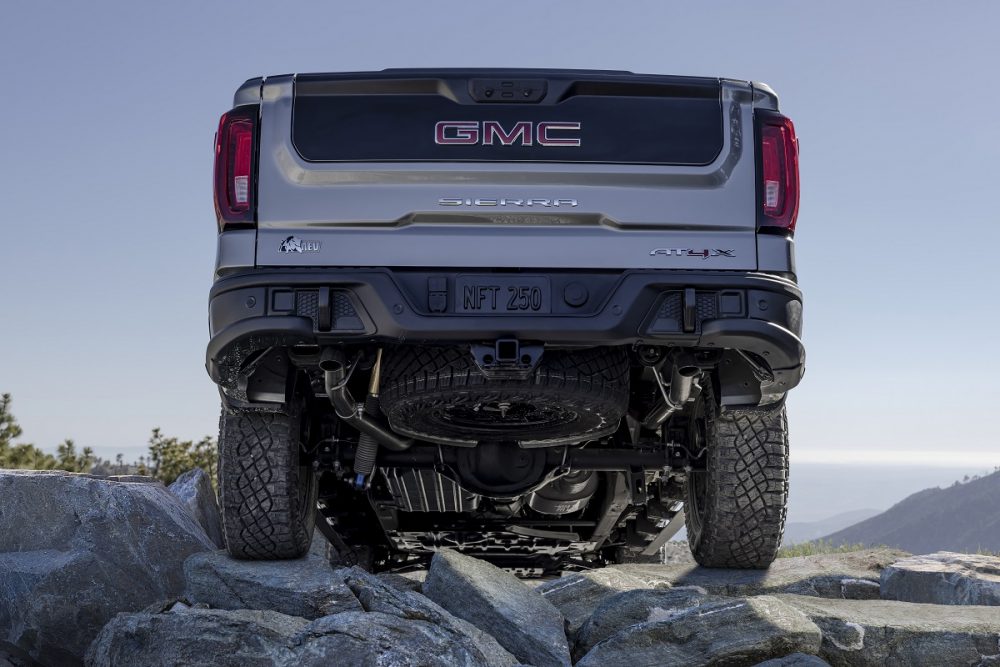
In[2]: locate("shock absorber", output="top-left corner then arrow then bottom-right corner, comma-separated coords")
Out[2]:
353,349 -> 383,488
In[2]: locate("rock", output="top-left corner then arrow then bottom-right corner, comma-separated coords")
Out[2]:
293,611 -> 522,666
423,549 -> 571,666
536,568 -> 664,635
308,530 -> 331,561
0,470 -> 215,666
613,548 -> 906,600
106,474 -> 159,483
141,597 -> 195,614
574,588 -> 713,659
87,607 -> 517,667
86,608 -> 307,667
779,593 -> 1000,666
184,551 -> 362,619
376,571 -> 424,593
881,551 -> 1000,606
576,595 -> 822,667
0,643 -> 35,667
168,468 -> 225,548
753,653 -> 831,666
342,567 -> 518,666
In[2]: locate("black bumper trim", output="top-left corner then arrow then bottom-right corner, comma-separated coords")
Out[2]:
207,268 -> 804,390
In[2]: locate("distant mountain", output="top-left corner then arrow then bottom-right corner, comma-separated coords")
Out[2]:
822,469 -> 1000,553
782,508 -> 882,545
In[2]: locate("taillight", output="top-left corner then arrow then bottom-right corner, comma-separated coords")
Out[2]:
214,105 -> 258,229
756,111 -> 799,233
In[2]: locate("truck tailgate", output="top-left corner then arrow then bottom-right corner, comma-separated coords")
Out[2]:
255,70 -> 759,270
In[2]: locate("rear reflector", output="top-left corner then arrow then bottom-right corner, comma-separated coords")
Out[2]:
756,111 -> 799,233
214,105 -> 258,229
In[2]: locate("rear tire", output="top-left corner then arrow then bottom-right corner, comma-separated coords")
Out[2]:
684,382 -> 788,568
218,406 -> 317,559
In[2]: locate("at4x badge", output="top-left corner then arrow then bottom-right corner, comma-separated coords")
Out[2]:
649,248 -> 735,260
279,236 -> 321,253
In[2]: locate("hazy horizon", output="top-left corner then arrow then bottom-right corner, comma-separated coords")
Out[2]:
786,462 -> 997,523
2,2 -> 998,472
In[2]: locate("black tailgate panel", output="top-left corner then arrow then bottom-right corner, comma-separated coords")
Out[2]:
292,69 -> 723,165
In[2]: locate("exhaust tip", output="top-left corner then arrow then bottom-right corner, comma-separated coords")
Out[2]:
319,349 -> 346,374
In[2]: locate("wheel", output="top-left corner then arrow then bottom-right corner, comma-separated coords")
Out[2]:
379,346 -> 629,447
684,380 -> 788,568
218,406 -> 317,559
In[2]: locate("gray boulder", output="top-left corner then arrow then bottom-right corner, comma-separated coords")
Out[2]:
881,551 -> 1000,606
613,548 -> 906,600
293,611 -> 523,666
376,571 -> 424,593
753,654 -> 831,666
341,568 -> 518,666
168,468 -> 225,548
307,529 -> 331,561
779,593 -> 1000,666
86,608 -> 306,667
0,643 -> 35,667
576,595 -> 822,667
423,549 -> 571,666
574,587 -> 713,659
0,470 -> 215,666
184,551 -> 362,619
87,607 -> 517,667
536,568 -> 664,635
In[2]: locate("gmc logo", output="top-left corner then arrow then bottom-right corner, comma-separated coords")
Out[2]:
435,121 -> 582,147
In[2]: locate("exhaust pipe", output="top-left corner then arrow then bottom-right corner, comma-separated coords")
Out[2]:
642,360 -> 700,430
351,348 -> 384,485
321,349 -> 413,455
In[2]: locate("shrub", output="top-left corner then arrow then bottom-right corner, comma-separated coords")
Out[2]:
777,539 -> 878,558
0,394 -> 94,472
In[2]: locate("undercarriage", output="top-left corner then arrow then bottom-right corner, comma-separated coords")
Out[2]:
298,343 -> 770,574
210,270 -> 801,572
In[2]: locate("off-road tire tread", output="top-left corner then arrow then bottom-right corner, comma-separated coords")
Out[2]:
686,390 -> 788,569
218,407 -> 316,559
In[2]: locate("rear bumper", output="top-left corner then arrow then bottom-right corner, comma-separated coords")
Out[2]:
207,268 -> 804,391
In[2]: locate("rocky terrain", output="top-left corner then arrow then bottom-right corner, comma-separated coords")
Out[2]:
2,470 -> 999,666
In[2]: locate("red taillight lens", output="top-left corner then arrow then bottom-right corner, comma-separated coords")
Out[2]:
756,112 -> 799,233
214,105 -> 258,229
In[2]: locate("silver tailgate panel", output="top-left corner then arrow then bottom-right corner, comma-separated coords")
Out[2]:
255,76 -> 759,271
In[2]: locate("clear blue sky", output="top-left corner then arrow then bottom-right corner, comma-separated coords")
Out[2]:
1,1 -> 998,466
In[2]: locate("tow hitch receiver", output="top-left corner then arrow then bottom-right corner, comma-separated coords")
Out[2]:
470,339 -> 543,379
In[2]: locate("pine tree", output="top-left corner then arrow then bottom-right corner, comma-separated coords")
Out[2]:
0,393 -> 56,469
56,439 -> 95,472
1,394 -> 93,472
146,428 -> 217,486
3,392 -> 216,481
0,393 -> 23,455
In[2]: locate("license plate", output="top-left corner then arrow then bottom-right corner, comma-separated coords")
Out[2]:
454,276 -> 551,314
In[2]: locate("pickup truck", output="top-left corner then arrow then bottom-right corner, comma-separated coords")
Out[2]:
207,69 -> 804,573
